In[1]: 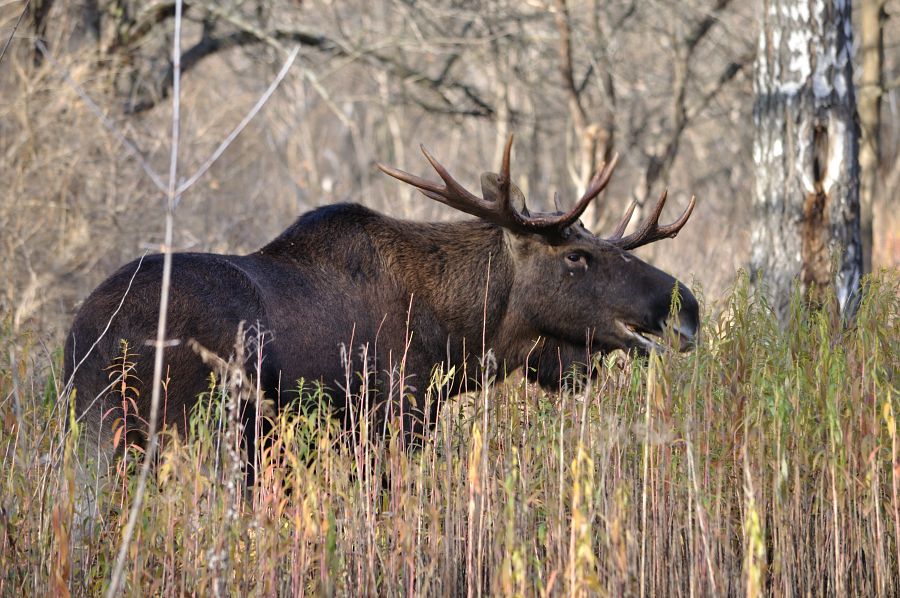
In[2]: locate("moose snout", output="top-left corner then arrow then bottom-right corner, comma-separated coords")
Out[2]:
662,283 -> 700,352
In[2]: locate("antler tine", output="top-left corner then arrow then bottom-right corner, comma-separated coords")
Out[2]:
660,194 -> 696,235
563,153 -> 619,225
380,139 -> 634,238
610,189 -> 696,250
521,153 -> 620,229
418,145 -> 489,208
608,201 -> 637,240
376,162 -> 446,200
381,135 -> 536,231
377,145 -> 495,218
497,134 -> 514,214
632,188 -> 670,240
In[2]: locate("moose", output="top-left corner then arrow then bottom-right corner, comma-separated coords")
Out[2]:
65,136 -> 698,471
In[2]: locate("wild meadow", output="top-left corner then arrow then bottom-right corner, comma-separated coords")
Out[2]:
2,0 -> 899,595
0,272 -> 897,596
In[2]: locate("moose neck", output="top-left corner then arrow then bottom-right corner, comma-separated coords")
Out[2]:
374,218 -> 514,352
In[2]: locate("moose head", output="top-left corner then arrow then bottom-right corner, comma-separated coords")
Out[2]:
378,136 -> 699,386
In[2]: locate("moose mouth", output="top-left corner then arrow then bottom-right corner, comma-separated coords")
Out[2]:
616,320 -> 696,355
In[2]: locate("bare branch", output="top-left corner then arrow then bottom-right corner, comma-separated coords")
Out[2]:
116,1 -> 496,118
35,40 -> 167,193
0,0 -> 31,68
175,46 -> 299,200
553,0 -> 588,133
637,0 -> 740,204
105,0 -> 184,591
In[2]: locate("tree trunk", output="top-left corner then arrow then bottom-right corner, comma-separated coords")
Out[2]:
858,0 -> 886,274
750,0 -> 862,320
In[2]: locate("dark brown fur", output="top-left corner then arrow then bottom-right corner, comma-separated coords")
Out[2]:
64,202 -> 698,464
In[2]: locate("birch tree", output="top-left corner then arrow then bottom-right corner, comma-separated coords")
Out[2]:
750,0 -> 862,319
858,0 -> 886,274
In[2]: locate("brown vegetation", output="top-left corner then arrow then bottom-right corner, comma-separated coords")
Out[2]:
1,0 -> 899,595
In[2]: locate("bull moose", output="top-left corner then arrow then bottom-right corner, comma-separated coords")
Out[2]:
65,136 -> 698,471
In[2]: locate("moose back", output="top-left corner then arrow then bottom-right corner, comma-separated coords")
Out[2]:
65,137 -> 699,467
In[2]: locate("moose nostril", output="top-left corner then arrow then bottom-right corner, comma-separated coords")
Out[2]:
661,315 -> 697,337
659,314 -> 698,352
677,307 -> 700,349
676,285 -> 700,334
678,317 -> 699,341
659,294 -> 700,352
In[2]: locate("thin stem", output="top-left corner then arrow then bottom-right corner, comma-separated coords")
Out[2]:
0,0 -> 31,67
175,46 -> 299,201
35,41 -> 167,193
105,1 -> 183,595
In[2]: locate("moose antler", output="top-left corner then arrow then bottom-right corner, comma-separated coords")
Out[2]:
378,135 -> 618,236
379,135 -> 694,248
606,189 -> 696,251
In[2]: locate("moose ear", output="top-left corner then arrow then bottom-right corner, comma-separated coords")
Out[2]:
480,172 -> 528,214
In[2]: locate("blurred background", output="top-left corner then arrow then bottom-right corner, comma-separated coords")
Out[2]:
1,0 -> 897,341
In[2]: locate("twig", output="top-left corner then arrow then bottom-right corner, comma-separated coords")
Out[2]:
64,253 -> 149,396
685,411 -> 719,595
105,0 -> 183,594
6,347 -> 25,456
639,357 -> 653,598
103,9 -> 299,596
0,0 -> 30,67
126,0 -> 494,117
34,41 -> 167,193
175,45 -> 298,201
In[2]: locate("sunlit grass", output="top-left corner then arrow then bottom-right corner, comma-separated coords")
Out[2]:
1,271 -> 898,596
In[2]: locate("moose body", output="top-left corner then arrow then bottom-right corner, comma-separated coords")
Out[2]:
65,138 -> 699,471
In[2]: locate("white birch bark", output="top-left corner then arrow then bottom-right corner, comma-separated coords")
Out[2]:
751,0 -> 862,319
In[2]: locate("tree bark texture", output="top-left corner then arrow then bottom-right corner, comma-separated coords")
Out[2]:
858,0 -> 886,274
751,0 -> 862,319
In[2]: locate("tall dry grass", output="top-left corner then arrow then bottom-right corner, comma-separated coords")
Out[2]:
0,272 -> 897,596
2,5 -> 899,596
